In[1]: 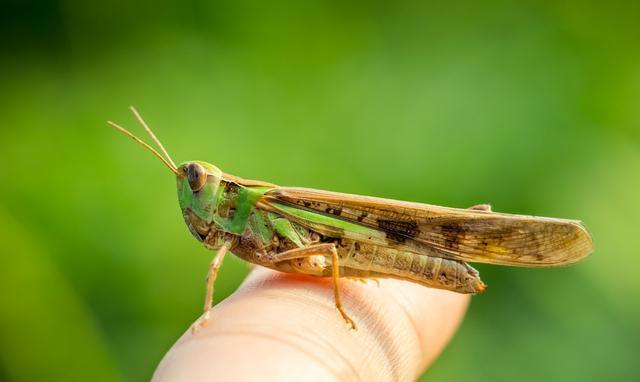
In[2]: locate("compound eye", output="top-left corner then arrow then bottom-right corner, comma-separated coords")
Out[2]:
186,163 -> 207,192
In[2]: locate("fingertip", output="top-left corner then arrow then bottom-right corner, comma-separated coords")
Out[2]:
154,268 -> 471,381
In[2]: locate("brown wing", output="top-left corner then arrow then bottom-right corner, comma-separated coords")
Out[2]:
262,187 -> 593,267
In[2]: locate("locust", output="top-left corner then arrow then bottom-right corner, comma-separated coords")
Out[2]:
108,107 -> 593,330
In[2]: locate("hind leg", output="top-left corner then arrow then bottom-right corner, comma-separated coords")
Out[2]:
266,244 -> 357,330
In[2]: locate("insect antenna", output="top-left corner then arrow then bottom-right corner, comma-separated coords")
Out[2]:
129,106 -> 178,169
107,120 -> 180,175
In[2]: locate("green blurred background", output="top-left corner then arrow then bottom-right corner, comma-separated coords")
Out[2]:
1,1 -> 639,381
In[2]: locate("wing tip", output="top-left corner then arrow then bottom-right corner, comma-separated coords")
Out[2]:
554,219 -> 594,266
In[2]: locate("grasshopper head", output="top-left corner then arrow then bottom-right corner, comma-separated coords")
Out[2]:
176,161 -> 223,225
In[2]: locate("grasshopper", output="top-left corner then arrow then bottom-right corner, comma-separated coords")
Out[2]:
108,107 -> 593,330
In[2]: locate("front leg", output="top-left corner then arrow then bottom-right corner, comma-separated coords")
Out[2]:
192,241 -> 231,333
266,243 -> 357,330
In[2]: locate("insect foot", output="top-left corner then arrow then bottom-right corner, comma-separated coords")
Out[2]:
190,310 -> 211,335
468,204 -> 492,212
337,306 -> 357,331
349,277 -> 380,287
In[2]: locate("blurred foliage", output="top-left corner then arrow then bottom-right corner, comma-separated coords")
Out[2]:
0,0 -> 639,381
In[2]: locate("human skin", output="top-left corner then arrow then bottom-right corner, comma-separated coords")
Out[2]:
153,267 -> 470,382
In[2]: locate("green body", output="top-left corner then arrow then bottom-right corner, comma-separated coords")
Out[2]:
177,161 -> 363,253
178,162 -> 380,243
